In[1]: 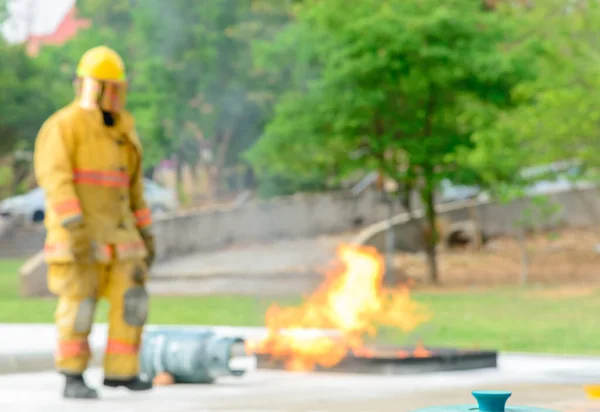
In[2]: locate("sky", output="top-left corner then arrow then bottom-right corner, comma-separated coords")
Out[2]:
1,0 -> 75,43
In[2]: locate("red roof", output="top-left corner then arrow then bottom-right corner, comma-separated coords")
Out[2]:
26,6 -> 91,56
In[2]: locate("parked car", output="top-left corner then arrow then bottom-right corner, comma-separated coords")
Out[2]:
438,179 -> 481,203
438,160 -> 594,204
142,178 -> 180,216
0,187 -> 47,222
0,178 -> 179,223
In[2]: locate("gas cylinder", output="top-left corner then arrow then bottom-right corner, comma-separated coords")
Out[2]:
139,328 -> 255,384
410,390 -> 561,412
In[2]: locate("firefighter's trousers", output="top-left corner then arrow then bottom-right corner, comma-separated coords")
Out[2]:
48,259 -> 149,379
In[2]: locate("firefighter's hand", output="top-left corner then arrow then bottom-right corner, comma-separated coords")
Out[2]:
141,231 -> 155,269
68,225 -> 92,263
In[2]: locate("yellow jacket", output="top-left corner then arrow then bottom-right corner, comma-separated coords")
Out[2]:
34,101 -> 152,263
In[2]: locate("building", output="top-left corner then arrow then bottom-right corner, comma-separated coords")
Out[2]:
1,0 -> 90,56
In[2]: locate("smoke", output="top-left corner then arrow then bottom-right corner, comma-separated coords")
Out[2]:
127,1 -> 294,189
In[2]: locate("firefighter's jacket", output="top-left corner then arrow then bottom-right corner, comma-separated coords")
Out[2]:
34,101 -> 152,263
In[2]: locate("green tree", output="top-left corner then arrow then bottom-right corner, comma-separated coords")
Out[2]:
0,42 -> 49,154
471,0 -> 600,181
127,0 -> 273,192
25,0 -> 269,185
0,40 -> 61,192
461,0 -> 600,240
3,0 -> 280,196
247,0 -> 540,283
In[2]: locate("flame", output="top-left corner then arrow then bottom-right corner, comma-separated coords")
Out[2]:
413,341 -> 433,358
251,244 -> 432,370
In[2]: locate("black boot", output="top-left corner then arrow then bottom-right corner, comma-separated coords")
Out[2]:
103,376 -> 153,391
63,374 -> 99,399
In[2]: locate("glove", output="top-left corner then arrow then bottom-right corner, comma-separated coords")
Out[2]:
140,231 -> 155,269
68,225 -> 92,263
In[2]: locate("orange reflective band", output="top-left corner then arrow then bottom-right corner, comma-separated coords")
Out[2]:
44,242 -> 72,260
73,169 -> 129,188
117,241 -> 145,251
53,198 -> 81,216
134,208 -> 152,228
44,243 -> 68,251
134,208 -> 151,219
106,339 -> 139,355
97,244 -> 114,261
58,340 -> 90,358
44,243 -> 70,253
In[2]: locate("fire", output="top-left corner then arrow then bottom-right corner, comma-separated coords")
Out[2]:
251,244 -> 432,370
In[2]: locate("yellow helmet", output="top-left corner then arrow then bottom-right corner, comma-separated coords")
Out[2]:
75,46 -> 127,113
76,46 -> 126,82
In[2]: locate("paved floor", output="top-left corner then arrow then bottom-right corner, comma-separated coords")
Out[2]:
3,324 -> 600,410
0,324 -> 340,374
0,370 -> 587,412
1,354 -> 600,411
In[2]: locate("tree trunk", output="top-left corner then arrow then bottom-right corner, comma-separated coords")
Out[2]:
10,157 -> 29,195
398,180 -> 414,217
424,239 -> 439,285
144,166 -> 156,179
213,129 -> 233,198
422,184 -> 439,284
175,153 -> 186,205
383,195 -> 397,287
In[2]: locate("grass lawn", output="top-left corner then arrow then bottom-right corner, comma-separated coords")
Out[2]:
1,259 -> 599,355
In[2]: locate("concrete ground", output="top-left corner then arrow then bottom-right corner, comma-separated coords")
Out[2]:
1,324 -> 600,411
0,360 -> 593,411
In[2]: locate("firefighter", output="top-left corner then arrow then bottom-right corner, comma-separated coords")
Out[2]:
33,46 -> 155,399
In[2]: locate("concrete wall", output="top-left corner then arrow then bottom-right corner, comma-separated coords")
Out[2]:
18,188 -> 391,296
153,188 -> 390,262
6,187 -> 387,263
355,186 -> 600,252
0,219 -> 45,259
19,251 -> 51,297
18,185 -> 600,297
11,185 -> 600,263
